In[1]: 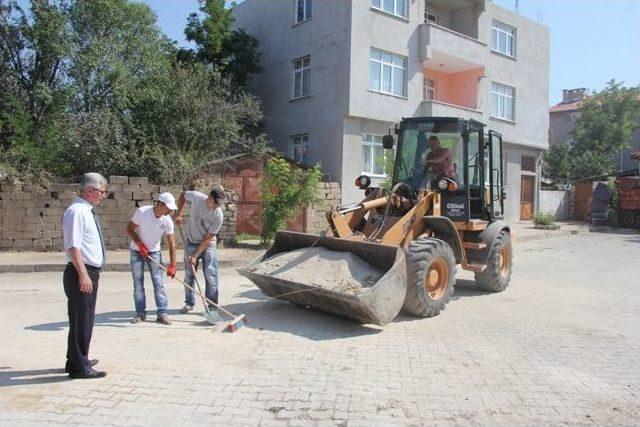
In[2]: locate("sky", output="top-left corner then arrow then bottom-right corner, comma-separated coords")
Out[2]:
142,0 -> 640,105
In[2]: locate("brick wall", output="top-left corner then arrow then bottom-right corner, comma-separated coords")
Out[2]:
306,182 -> 342,235
0,176 -> 237,251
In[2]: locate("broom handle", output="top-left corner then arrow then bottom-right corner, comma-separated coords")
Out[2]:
175,224 -> 210,311
146,255 -> 236,319
189,264 -> 237,319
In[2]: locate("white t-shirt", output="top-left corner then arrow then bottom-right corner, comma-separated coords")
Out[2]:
129,205 -> 174,252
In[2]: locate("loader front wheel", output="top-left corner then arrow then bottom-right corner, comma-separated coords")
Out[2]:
403,238 -> 456,318
474,231 -> 512,292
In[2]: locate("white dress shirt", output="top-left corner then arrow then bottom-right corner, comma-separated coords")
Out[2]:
63,197 -> 104,268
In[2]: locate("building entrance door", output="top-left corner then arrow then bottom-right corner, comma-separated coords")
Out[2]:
520,175 -> 535,220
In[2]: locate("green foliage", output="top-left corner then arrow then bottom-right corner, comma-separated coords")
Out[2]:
235,233 -> 260,242
379,149 -> 396,190
67,0 -> 174,113
606,179 -> 619,227
178,0 -> 262,88
543,81 -> 640,181
573,80 -> 640,155
1,0 -> 266,184
532,212 -> 555,226
260,157 -> 322,244
542,144 -> 572,182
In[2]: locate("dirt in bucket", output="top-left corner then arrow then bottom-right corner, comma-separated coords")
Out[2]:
249,247 -> 384,294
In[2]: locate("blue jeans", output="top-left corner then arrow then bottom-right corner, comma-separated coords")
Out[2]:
130,250 -> 168,316
183,242 -> 219,306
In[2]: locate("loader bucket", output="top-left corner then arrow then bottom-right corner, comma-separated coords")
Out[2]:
237,231 -> 407,326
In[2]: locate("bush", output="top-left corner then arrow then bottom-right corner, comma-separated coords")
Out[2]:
533,212 -> 556,226
260,157 -> 322,244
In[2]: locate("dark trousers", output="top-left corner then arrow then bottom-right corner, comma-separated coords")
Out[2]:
63,263 -> 100,373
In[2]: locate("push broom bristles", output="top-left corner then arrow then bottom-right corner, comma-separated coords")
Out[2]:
226,314 -> 246,332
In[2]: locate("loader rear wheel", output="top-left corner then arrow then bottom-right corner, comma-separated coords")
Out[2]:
474,231 -> 512,292
403,238 -> 456,318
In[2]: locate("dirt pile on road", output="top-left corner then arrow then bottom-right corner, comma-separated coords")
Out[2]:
249,247 -> 384,294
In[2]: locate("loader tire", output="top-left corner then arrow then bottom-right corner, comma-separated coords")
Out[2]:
403,238 -> 456,318
474,231 -> 512,292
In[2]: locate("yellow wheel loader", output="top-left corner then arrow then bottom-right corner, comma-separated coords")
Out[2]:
239,117 -> 513,326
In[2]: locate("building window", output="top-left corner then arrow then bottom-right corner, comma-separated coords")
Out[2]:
491,20 -> 516,57
362,134 -> 387,176
521,155 -> 536,172
371,0 -> 407,18
290,134 -> 309,164
293,56 -> 311,99
296,0 -> 312,23
425,11 -> 438,23
491,82 -> 515,121
369,48 -> 406,97
423,77 -> 436,101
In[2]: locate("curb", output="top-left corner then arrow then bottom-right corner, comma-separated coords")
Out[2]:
515,228 -> 581,243
0,259 -> 250,274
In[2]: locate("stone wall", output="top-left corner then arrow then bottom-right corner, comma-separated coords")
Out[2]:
0,176 -> 237,251
306,182 -> 342,235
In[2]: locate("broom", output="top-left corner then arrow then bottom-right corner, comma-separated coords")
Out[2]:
146,256 -> 246,332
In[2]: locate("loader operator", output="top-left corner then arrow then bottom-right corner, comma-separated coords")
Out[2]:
424,136 -> 454,177
174,188 -> 226,319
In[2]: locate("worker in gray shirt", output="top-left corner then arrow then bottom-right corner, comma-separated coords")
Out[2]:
174,188 -> 226,314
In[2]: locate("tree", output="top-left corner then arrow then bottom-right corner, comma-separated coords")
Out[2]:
66,0 -> 175,113
0,0 -> 71,157
178,0 -> 262,88
1,0 -> 267,184
127,62 -> 267,183
260,157 -> 322,244
542,144 -> 572,182
571,80 -> 640,178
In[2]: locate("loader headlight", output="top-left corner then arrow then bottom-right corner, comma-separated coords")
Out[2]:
437,179 -> 448,190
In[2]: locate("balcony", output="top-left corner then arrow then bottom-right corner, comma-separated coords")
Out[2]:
419,23 -> 487,67
421,100 -> 483,122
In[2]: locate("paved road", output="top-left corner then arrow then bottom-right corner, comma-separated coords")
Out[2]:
1,232 -> 639,425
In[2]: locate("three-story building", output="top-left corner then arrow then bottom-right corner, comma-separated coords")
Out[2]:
233,0 -> 550,221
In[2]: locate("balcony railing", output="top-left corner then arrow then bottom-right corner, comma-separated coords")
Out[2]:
419,23 -> 487,65
421,100 -> 484,121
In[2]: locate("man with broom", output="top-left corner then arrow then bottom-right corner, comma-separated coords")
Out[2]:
174,187 -> 226,321
127,192 -> 178,325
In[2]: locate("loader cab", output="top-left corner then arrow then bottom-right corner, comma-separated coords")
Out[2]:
390,117 -> 505,222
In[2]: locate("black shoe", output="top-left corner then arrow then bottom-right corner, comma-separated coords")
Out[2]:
69,368 -> 107,379
65,359 -> 98,373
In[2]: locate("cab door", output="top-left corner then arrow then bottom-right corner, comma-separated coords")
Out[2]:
488,131 -> 504,219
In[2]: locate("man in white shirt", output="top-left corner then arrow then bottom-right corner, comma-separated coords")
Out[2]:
62,172 -> 108,379
126,193 -> 178,325
174,188 -> 225,316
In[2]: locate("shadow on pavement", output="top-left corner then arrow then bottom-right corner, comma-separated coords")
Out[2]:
451,279 -> 495,301
229,281 -> 496,338
0,367 -> 70,387
224,298 -> 383,341
25,310 -> 137,331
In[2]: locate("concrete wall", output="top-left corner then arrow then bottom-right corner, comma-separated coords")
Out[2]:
233,0 -> 352,183
0,177 -> 238,252
539,190 -> 571,220
480,3 -> 550,150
